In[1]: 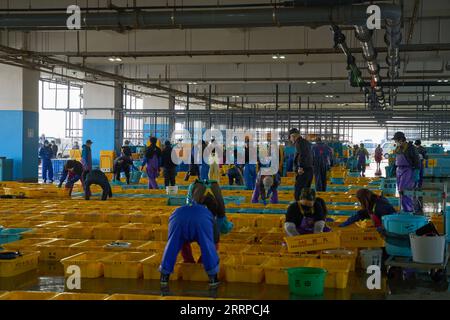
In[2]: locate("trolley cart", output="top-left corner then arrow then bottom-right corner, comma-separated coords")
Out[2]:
385,183 -> 449,284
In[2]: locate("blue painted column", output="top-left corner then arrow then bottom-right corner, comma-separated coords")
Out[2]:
0,65 -> 39,182
82,83 -> 122,166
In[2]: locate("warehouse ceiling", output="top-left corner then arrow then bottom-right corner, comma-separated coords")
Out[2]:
1,0 -> 450,113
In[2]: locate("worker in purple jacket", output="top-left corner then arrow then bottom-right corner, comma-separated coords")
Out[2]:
141,137 -> 162,189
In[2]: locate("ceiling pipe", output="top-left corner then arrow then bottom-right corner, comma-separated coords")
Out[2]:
0,4 -> 401,30
385,17 -> 402,105
354,25 -> 385,109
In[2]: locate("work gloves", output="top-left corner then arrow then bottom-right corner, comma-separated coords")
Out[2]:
217,217 -> 234,234
338,214 -> 361,227
414,169 -> 421,183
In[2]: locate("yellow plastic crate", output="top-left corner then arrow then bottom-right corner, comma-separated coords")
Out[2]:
0,291 -> 57,300
137,241 -> 167,253
105,213 -> 131,224
61,251 -> 116,278
102,252 -> 152,279
259,233 -> 285,245
243,244 -> 283,256
70,240 -> 111,252
21,227 -> 68,239
284,232 -> 341,253
339,230 -> 385,248
217,243 -> 250,255
320,249 -> 358,272
37,239 -> 86,261
92,223 -> 126,240
120,224 -> 155,241
1,238 -> 55,251
105,294 -> 162,300
65,223 -> 95,239
103,240 -> 148,252
228,214 -> 258,228
179,263 -> 214,282
255,215 -> 283,228
161,296 -> 213,300
153,226 -> 168,241
0,251 -> 40,277
223,255 -> 267,283
307,259 -> 352,289
51,293 -> 109,300
82,212 -> 107,223
142,253 -> 180,280
220,233 -> 255,244
263,257 -> 311,285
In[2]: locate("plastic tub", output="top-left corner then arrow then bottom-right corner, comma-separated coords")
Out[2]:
321,249 -> 357,272
284,232 -> 341,253
120,224 -> 154,241
410,234 -> 446,264
0,251 -> 40,277
166,186 -> 178,195
223,255 -> 266,283
287,267 -> 327,296
60,251 -> 116,278
137,241 -> 167,253
1,238 -> 55,251
360,248 -> 383,269
142,253 -> 181,280
51,293 -> 109,300
308,259 -> 352,289
243,244 -> 282,256
263,257 -> 311,285
92,223 -> 126,240
37,239 -> 86,261
0,291 -> 58,300
102,252 -> 152,279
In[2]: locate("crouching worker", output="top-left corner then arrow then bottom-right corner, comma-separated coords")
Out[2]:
58,160 -> 86,196
113,155 -> 138,185
159,179 -> 233,288
251,172 -> 281,205
339,188 -> 396,229
284,188 -> 330,236
84,169 -> 113,201
227,165 -> 244,185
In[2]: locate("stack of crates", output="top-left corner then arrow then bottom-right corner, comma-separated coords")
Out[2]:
100,151 -> 115,173
380,178 -> 397,196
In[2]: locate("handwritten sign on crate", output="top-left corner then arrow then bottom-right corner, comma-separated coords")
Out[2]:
284,232 -> 341,253
340,231 -> 385,248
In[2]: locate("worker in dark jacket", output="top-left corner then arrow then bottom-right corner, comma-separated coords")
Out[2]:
289,128 -> 314,201
39,140 -> 54,183
81,140 -> 93,172
84,169 -> 113,201
121,140 -> 133,158
58,160 -> 86,196
284,188 -> 330,236
414,140 -> 428,189
51,140 -> 58,158
113,154 -> 137,185
161,141 -> 177,187
312,137 -> 333,192
392,132 -> 421,213
243,137 -> 257,190
339,188 -> 396,229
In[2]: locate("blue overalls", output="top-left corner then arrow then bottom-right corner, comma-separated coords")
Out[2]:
39,146 -> 54,182
159,204 -> 220,276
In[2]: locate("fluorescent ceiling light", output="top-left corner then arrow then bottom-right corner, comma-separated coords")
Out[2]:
279,55 -> 286,59
272,55 -> 278,59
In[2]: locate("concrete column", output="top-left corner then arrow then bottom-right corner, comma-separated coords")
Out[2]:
0,65 -> 39,181
82,82 -> 123,165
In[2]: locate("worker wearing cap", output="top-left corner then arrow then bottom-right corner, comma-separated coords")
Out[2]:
251,172 -> 281,205
121,140 -> 132,158
39,140 -> 54,183
81,139 -> 93,172
392,132 -> 421,213
284,188 -> 330,236
289,128 -> 314,201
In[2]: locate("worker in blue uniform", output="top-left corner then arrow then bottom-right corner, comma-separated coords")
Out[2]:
159,179 -> 233,288
243,137 -> 257,190
39,140 -> 54,183
312,137 -> 333,192
199,140 -> 210,180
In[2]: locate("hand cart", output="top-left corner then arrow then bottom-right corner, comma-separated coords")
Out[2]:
385,183 -> 448,283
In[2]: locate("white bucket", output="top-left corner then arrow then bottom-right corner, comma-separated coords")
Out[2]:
360,248 -> 383,269
166,186 -> 178,195
410,234 -> 446,264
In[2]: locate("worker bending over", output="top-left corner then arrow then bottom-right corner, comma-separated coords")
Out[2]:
159,179 -> 233,288
339,188 -> 396,229
251,172 -> 281,205
284,188 -> 330,236
84,169 -> 113,201
58,160 -> 86,196
113,153 -> 138,185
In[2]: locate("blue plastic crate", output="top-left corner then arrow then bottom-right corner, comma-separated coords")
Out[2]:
0,234 -> 21,245
330,178 -> 345,185
51,159 -> 69,180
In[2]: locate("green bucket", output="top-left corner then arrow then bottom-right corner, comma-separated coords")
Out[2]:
286,267 -> 327,297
